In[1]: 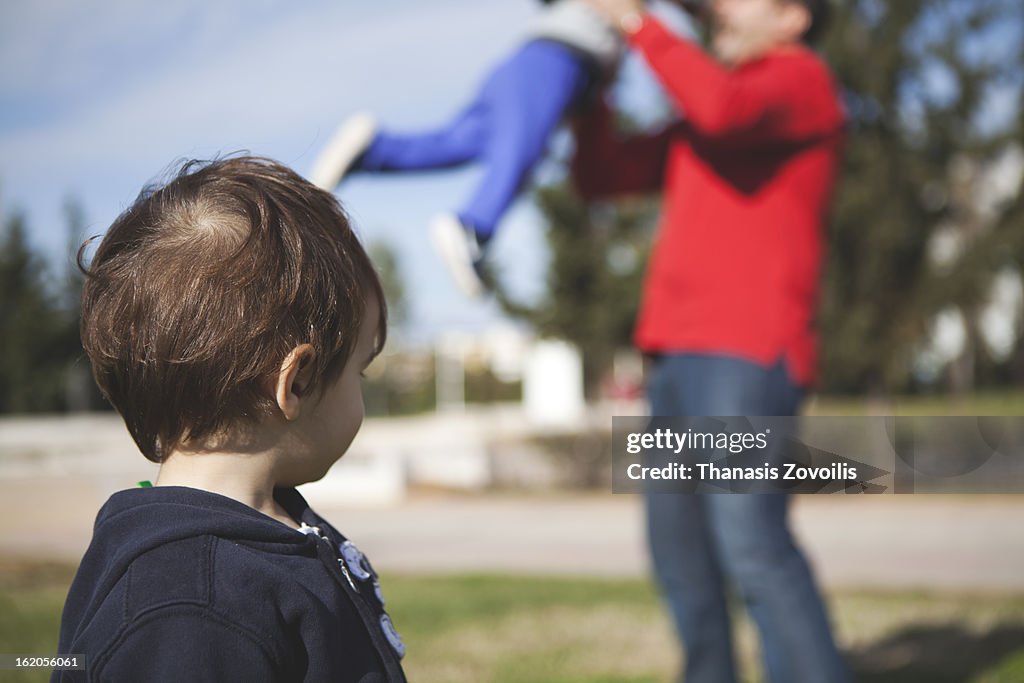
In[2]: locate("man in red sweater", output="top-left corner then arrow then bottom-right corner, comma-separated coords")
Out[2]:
577,1 -> 849,681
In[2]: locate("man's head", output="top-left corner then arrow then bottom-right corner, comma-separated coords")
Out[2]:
707,0 -> 830,65
80,156 -> 387,464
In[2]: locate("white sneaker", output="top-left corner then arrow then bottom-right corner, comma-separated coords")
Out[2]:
310,112 -> 377,190
430,214 -> 485,299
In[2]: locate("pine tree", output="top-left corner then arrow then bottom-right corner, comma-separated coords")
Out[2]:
495,185 -> 657,398
818,0 -> 1024,393
0,198 -> 96,412
368,239 -> 409,332
61,197 -> 99,411
0,211 -> 66,411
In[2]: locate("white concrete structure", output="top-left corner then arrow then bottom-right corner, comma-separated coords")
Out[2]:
523,339 -> 586,428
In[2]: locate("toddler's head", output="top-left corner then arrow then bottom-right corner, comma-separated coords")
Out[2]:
81,156 -> 386,473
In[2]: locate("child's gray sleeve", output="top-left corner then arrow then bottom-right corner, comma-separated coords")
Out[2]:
531,0 -> 626,69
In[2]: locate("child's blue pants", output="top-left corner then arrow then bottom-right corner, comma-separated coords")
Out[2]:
357,39 -> 591,241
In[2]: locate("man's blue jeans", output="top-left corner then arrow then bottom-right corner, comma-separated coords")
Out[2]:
646,353 -> 850,683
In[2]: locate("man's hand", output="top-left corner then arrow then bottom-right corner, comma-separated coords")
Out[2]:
581,0 -> 646,34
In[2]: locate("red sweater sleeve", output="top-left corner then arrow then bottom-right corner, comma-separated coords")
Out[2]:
628,16 -> 842,143
571,97 -> 676,200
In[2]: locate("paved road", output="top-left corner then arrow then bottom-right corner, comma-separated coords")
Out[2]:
2,473 -> 1022,592
317,491 -> 1024,592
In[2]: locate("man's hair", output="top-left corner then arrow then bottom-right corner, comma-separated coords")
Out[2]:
789,0 -> 831,45
678,0 -> 832,44
80,156 -> 387,463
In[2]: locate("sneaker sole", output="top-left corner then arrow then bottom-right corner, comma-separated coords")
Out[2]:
431,215 -> 484,299
310,112 -> 377,190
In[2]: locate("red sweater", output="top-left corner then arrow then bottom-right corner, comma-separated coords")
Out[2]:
573,17 -> 845,386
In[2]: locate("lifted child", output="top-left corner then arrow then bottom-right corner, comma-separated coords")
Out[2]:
310,0 -> 627,298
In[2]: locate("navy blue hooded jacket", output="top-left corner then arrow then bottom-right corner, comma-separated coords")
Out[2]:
53,486 -> 407,682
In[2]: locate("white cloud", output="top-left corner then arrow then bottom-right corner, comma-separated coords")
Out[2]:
0,0 -> 547,336
2,0 -> 534,169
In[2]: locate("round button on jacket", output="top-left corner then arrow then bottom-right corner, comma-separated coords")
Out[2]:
339,541 -> 372,581
380,613 -> 406,658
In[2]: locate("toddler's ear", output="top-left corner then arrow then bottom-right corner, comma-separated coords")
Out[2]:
275,344 -> 317,420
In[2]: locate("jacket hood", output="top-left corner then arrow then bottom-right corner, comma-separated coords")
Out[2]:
58,485 -> 318,649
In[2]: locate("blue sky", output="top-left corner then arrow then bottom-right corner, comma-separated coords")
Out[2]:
0,0 -> 687,342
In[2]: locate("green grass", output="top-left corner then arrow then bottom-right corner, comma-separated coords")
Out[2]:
0,562 -> 77,683
3,562 -> 1024,682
